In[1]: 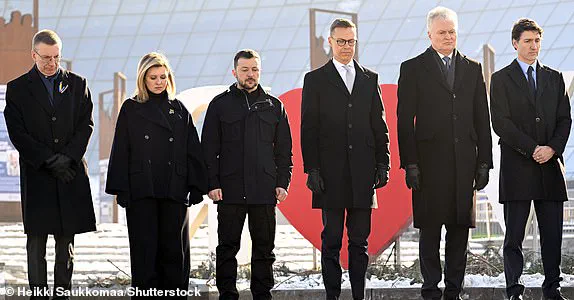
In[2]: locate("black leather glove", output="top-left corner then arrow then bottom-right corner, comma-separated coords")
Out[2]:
405,164 -> 421,191
306,168 -> 325,194
116,191 -> 130,208
46,154 -> 75,183
45,154 -> 73,172
374,163 -> 389,189
473,163 -> 490,191
189,187 -> 205,205
52,167 -> 76,183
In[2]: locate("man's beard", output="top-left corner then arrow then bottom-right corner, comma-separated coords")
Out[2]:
237,78 -> 258,90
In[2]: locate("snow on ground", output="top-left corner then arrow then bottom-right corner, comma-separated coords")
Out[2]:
247,273 -> 574,290
4,222 -> 574,291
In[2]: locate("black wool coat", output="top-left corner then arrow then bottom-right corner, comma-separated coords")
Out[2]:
397,48 -> 492,228
4,67 -> 96,235
105,95 -> 208,207
490,59 -> 571,203
301,59 -> 390,209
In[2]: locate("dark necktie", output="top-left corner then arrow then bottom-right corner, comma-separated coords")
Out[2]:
442,56 -> 451,72
442,56 -> 454,89
527,65 -> 536,99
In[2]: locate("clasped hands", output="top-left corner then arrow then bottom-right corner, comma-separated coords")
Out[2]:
45,153 -> 75,183
532,145 -> 555,164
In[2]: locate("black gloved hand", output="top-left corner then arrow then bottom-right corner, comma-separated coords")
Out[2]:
306,168 -> 325,194
52,167 -> 76,183
405,164 -> 421,191
116,191 -> 130,208
189,187 -> 205,205
45,154 -> 73,173
473,163 -> 490,191
374,163 -> 389,189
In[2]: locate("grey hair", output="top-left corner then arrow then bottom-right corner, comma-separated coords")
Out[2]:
427,6 -> 458,32
32,29 -> 62,50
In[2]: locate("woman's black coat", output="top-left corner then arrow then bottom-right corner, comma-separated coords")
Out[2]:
105,96 -> 207,207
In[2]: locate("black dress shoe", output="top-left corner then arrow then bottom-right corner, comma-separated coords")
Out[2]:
510,295 -> 523,300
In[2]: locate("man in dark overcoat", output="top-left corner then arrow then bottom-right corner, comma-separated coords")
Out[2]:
301,18 -> 390,300
397,6 -> 492,300
3,30 -> 95,299
490,18 -> 571,300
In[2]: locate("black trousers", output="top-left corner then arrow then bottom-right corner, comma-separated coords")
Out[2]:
216,204 -> 276,300
27,234 -> 74,300
321,208 -> 371,300
503,200 -> 564,298
126,197 -> 190,299
419,224 -> 469,300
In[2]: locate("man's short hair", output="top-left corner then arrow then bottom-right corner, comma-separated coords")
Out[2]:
32,29 -> 62,50
233,49 -> 260,69
329,18 -> 356,36
511,18 -> 543,42
426,6 -> 458,32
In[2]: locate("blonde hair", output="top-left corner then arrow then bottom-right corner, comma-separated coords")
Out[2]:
133,52 -> 176,102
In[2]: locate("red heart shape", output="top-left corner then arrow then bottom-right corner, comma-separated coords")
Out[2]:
277,84 -> 412,269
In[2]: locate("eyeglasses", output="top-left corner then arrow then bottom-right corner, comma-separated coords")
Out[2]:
333,38 -> 357,47
34,49 -> 61,63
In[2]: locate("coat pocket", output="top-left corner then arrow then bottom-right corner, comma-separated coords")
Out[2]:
263,164 -> 277,179
176,164 -> 187,177
129,160 -> 143,174
221,113 -> 243,141
258,112 -> 278,142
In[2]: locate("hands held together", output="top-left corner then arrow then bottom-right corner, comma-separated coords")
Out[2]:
45,154 -> 75,183
532,145 -> 555,164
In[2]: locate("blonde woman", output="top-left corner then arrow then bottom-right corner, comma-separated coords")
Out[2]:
106,52 -> 207,297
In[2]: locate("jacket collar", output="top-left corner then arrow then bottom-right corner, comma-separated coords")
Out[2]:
229,83 -> 268,98
421,47 -> 469,93
507,59 -> 549,105
322,59 -> 370,98
27,66 -> 65,114
133,92 -> 173,131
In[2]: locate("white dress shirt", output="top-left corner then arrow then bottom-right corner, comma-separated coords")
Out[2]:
332,58 -> 355,92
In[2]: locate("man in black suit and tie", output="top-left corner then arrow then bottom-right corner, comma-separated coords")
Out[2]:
4,30 -> 95,300
490,18 -> 571,300
301,18 -> 390,300
397,6 -> 492,300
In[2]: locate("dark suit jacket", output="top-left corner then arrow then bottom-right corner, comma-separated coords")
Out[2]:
397,48 -> 492,228
301,59 -> 390,209
4,67 -> 96,235
490,59 -> 571,202
105,97 -> 207,207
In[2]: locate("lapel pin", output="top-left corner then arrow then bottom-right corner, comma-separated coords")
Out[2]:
169,108 -> 175,114
59,82 -> 68,94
